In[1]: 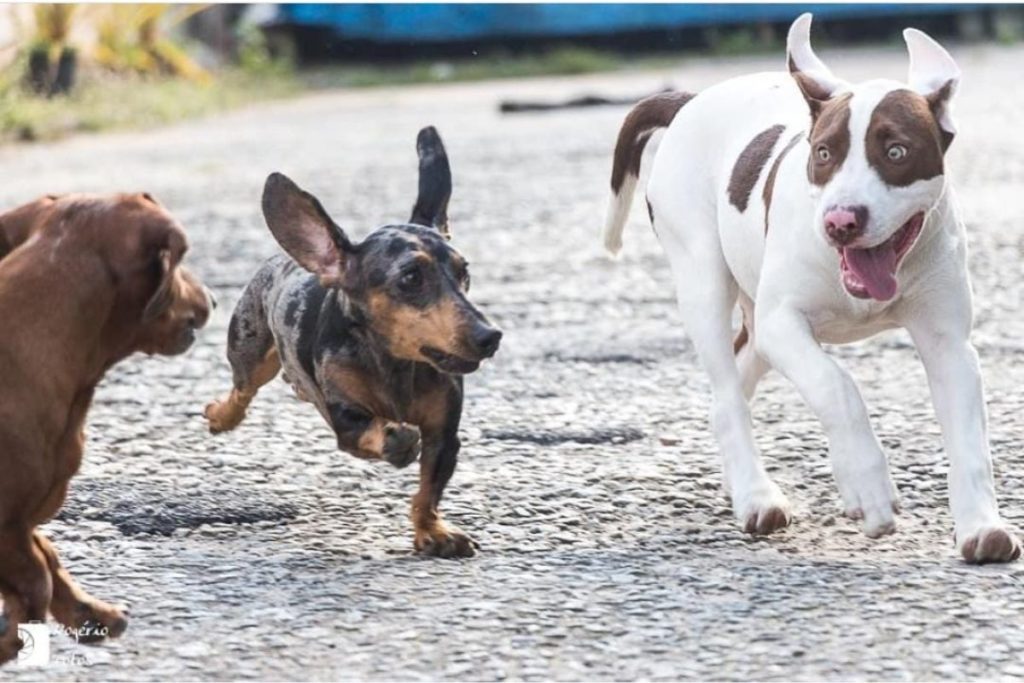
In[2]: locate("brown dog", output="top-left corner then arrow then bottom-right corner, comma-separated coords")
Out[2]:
0,193 -> 212,664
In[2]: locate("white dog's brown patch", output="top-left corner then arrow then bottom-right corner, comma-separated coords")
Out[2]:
865,89 -> 945,187
807,93 -> 853,186
728,124 -> 785,212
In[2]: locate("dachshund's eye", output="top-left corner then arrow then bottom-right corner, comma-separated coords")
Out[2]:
887,144 -> 908,161
816,145 -> 831,162
460,269 -> 471,292
398,268 -> 423,292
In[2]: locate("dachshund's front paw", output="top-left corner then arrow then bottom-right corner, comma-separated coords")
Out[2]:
383,424 -> 421,468
204,396 -> 245,434
415,523 -> 478,559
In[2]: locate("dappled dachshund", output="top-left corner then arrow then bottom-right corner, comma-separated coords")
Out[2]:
205,127 -> 502,558
0,193 -> 212,664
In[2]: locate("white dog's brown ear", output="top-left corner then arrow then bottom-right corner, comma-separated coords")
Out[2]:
262,172 -> 354,287
905,28 -> 960,148
786,13 -> 847,115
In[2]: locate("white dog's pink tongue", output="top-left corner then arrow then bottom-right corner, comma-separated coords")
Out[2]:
844,243 -> 898,301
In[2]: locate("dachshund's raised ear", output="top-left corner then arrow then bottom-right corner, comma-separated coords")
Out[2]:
262,172 -> 354,288
409,126 -> 453,239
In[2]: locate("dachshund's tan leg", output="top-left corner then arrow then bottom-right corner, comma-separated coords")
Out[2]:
411,435 -> 476,559
206,347 -> 280,433
33,533 -> 127,643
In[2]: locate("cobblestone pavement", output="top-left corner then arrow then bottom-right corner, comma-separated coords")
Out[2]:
5,43 -> 1024,681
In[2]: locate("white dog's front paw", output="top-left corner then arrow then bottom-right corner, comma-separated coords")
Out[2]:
735,485 -> 792,536
958,526 -> 1022,564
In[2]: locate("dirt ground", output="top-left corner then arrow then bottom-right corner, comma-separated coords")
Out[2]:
4,41 -> 1024,681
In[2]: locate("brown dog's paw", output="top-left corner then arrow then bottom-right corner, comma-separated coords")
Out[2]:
0,618 -> 16,667
204,398 -> 245,434
383,424 -> 421,468
959,527 -> 1022,564
415,525 -> 478,559
0,616 -> 19,665
56,601 -> 128,645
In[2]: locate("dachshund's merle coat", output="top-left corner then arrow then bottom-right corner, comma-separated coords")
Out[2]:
205,127 -> 501,558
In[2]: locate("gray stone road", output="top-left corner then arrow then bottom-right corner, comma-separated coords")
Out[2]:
5,43 -> 1024,681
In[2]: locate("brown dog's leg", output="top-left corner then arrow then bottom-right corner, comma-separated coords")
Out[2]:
33,533 -> 127,643
0,528 -> 52,664
206,347 -> 281,433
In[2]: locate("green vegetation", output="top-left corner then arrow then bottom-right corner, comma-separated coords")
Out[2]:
0,44 -> 681,143
0,68 -> 298,142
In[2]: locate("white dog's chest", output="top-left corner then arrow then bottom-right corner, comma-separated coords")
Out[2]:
803,305 -> 898,344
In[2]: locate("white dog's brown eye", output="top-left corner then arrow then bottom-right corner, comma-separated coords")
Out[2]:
887,144 -> 908,161
816,145 -> 831,162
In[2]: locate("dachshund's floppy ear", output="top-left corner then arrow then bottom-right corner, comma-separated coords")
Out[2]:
262,172 -> 354,288
409,126 -> 453,239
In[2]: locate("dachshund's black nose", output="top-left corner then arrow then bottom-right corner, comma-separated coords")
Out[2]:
474,327 -> 503,359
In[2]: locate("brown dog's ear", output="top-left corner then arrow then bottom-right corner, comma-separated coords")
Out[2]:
0,194 -> 59,258
262,172 -> 353,287
142,248 -> 177,323
409,126 -> 452,240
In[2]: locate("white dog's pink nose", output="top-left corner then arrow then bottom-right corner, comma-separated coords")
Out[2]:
824,206 -> 868,246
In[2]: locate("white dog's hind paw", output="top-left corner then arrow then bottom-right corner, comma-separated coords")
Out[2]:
959,527 -> 1022,564
736,488 -> 793,536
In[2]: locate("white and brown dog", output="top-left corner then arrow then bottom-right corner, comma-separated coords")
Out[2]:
605,13 -> 1020,563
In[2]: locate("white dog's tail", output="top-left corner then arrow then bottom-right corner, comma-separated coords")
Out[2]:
603,91 -> 694,255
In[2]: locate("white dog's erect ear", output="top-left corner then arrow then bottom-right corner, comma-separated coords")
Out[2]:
905,28 -> 960,144
786,13 -> 847,113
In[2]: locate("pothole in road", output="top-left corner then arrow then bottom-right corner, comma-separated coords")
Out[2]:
58,479 -> 300,536
544,352 -> 657,365
482,427 -> 645,446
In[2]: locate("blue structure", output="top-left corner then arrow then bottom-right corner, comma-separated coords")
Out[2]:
275,4 -> 975,43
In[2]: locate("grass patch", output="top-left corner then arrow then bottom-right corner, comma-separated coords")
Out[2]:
0,68 -> 300,143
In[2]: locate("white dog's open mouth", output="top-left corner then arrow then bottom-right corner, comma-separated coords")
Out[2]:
839,212 -> 924,301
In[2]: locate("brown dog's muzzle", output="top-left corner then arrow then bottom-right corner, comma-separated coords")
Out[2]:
176,267 -> 213,353
142,266 -> 213,356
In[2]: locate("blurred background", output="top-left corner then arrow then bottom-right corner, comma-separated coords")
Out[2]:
0,3 -> 1022,143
